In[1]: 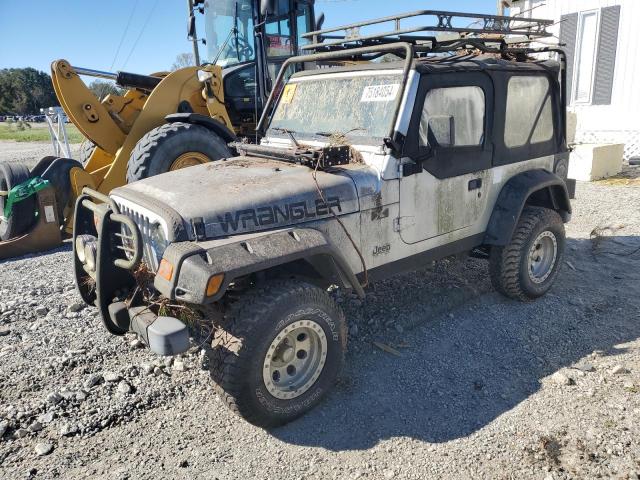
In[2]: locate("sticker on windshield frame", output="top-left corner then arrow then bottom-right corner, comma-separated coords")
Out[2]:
360,84 -> 400,103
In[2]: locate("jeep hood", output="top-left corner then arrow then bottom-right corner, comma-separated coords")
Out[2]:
110,157 -> 360,240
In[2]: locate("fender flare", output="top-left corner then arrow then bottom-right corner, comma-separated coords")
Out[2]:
156,228 -> 365,303
165,113 -> 237,144
484,169 -> 572,246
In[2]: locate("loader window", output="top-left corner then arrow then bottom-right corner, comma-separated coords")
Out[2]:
225,65 -> 257,98
265,10 -> 293,57
204,0 -> 256,67
296,3 -> 313,51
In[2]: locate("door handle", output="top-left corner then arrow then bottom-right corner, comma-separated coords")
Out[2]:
468,178 -> 482,191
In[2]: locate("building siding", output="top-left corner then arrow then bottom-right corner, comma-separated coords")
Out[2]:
511,0 -> 640,160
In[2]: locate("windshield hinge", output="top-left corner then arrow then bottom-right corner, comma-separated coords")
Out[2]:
384,132 -> 405,156
393,217 -> 401,232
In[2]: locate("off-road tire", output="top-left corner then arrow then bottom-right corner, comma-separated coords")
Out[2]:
29,156 -> 57,179
0,162 -> 36,241
126,122 -> 232,183
210,280 -> 347,428
489,206 -> 565,301
79,140 -> 96,167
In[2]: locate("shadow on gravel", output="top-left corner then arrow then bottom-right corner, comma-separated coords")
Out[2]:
272,236 -> 640,451
0,240 -> 71,265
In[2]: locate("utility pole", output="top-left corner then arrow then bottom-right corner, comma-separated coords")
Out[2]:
187,0 -> 201,66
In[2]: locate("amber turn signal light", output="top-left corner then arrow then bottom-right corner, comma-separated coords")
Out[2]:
157,259 -> 174,281
206,274 -> 224,297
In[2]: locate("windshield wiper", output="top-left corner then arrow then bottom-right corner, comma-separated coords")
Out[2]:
212,27 -> 237,65
271,127 -> 300,147
315,127 -> 367,138
233,1 -> 241,62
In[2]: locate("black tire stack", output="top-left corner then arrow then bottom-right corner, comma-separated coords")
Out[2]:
0,162 -> 37,241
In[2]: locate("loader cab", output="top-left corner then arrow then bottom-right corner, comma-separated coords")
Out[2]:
200,0 -> 315,135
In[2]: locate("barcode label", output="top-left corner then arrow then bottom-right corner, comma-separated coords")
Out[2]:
361,84 -> 400,103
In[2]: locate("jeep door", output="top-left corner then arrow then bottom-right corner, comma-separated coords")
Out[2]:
398,72 -> 494,244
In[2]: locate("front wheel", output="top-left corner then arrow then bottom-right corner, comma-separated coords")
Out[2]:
489,206 -> 565,301
210,280 -> 347,428
126,122 -> 232,183
79,140 -> 96,167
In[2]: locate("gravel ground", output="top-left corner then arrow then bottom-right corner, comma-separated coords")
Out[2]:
0,141 -> 81,169
1,141 -> 639,479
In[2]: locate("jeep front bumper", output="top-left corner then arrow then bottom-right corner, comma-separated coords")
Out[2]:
73,188 -> 190,356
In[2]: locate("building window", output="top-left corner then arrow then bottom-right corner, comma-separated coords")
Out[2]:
574,10 -> 599,104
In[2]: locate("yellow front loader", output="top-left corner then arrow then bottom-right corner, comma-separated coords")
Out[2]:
0,0 -> 319,259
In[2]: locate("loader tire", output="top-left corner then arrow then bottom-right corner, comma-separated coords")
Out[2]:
79,140 -> 96,166
0,162 -> 37,241
210,280 -> 347,428
126,122 -> 232,183
489,207 -> 565,302
29,156 -> 58,179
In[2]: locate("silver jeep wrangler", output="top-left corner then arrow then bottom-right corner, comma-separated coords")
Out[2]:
73,11 -> 574,427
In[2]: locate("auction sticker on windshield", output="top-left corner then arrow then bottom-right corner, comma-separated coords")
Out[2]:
361,84 -> 400,103
281,83 -> 298,105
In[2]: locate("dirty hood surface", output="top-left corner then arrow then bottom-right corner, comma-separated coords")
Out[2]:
111,157 -> 360,239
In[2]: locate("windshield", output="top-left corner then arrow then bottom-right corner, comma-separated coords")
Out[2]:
204,0 -> 255,67
269,73 -> 403,140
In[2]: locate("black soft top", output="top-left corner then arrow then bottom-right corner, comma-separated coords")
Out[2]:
291,55 -> 560,79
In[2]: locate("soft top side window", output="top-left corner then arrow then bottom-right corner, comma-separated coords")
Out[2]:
504,75 -> 554,148
419,86 -> 485,148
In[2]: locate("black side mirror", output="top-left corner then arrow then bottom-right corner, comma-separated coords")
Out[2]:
188,14 -> 196,39
315,12 -> 325,31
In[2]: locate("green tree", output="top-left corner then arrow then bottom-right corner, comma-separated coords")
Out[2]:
88,80 -> 125,100
0,68 -> 58,115
171,53 -> 195,71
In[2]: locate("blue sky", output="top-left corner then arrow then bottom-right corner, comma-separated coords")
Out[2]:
0,0 -> 497,75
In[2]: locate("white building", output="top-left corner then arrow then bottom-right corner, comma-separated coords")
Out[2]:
510,0 -> 639,162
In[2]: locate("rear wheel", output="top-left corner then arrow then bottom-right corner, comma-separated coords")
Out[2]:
489,206 -> 565,301
0,162 -> 37,241
126,122 -> 232,183
210,280 -> 347,428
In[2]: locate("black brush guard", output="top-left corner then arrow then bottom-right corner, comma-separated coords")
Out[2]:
73,188 -> 189,356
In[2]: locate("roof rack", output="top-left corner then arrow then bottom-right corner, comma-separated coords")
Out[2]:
302,10 -> 554,52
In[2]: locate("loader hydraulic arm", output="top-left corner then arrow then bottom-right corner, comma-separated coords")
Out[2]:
72,66 -> 163,91
50,60 -> 167,156
51,60 -> 130,155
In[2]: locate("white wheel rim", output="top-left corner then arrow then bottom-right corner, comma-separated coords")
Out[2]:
528,230 -> 558,284
262,320 -> 328,400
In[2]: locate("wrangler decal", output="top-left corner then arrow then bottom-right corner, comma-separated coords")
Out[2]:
217,197 -> 342,233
